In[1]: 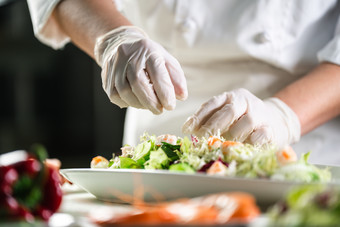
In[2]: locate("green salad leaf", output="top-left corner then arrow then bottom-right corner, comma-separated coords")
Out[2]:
169,163 -> 195,173
144,148 -> 169,170
120,157 -> 142,169
132,140 -> 152,164
160,142 -> 180,162
271,152 -> 331,183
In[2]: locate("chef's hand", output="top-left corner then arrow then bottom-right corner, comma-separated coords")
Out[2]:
182,88 -> 301,149
94,26 -> 187,114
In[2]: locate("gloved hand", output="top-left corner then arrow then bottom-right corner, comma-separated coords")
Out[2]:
94,26 -> 188,114
182,88 -> 301,149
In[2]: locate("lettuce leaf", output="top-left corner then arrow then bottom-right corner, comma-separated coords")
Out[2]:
144,148 -> 169,170
132,140 -> 152,165
271,152 -> 331,183
169,163 -> 195,173
160,142 -> 180,161
119,157 -> 142,169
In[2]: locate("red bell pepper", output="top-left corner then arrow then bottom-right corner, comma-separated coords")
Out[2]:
0,145 -> 63,222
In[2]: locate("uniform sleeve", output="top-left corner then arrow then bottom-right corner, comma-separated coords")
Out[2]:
27,0 -> 70,49
317,14 -> 340,65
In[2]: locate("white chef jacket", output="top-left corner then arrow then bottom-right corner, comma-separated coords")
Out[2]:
27,0 -> 340,165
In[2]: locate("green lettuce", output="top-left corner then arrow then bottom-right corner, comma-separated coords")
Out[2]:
132,140 -> 152,165
144,148 -> 169,170
271,152 -> 331,183
169,163 -> 195,173
119,157 -> 142,169
160,142 -> 180,162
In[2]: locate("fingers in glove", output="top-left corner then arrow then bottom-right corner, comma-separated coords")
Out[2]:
127,65 -> 163,114
164,52 -> 188,101
198,98 -> 248,138
182,92 -> 231,135
247,126 -> 273,146
107,86 -> 129,108
101,60 -> 129,108
113,53 -> 145,109
146,53 -> 176,110
228,113 -> 257,142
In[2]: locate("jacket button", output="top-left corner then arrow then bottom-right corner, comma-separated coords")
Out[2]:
255,32 -> 271,43
178,18 -> 197,33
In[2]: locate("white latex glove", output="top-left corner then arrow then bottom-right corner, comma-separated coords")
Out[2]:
94,26 -> 188,114
182,88 -> 301,149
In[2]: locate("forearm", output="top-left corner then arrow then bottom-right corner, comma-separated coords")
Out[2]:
52,0 -> 131,58
275,62 -> 340,135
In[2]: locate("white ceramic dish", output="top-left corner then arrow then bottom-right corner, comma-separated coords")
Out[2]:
60,165 -> 340,207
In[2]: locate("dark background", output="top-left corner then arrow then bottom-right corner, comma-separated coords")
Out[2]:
0,0 -> 126,167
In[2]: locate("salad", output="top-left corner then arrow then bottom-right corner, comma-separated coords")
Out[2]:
91,133 -> 331,183
268,184 -> 340,226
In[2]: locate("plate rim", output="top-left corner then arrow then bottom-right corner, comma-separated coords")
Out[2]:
59,167 -> 340,186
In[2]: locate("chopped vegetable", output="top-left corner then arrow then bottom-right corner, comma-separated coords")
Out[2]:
144,148 -> 169,170
169,163 -> 195,173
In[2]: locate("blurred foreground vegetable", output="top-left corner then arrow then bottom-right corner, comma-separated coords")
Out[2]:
268,184 -> 340,226
0,145 -> 62,222
90,192 -> 260,226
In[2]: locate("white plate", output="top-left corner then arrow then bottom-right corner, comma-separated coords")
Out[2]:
60,166 -> 340,208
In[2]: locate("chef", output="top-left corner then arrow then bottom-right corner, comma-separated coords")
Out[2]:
27,0 -> 340,164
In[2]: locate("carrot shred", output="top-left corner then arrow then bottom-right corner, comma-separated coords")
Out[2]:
282,151 -> 290,159
222,141 -> 242,147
